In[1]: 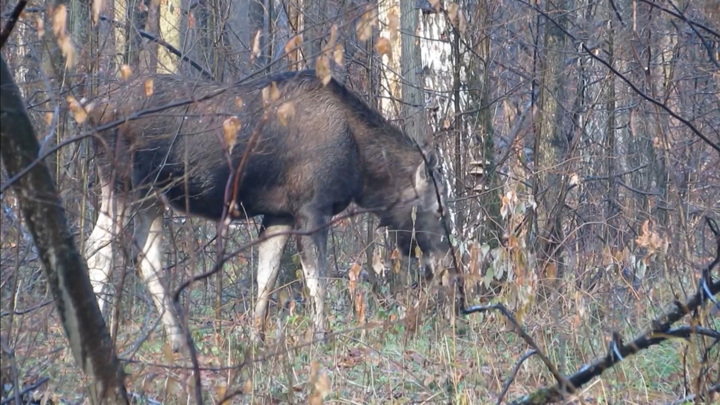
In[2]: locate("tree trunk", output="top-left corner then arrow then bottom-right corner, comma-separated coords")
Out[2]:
158,0 -> 182,73
0,55 -> 128,405
533,0 -> 572,280
400,0 -> 427,145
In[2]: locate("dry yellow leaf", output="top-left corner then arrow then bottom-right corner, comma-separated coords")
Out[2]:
251,30 -> 262,62
119,64 -> 132,80
66,96 -> 87,124
92,0 -> 103,25
262,82 -> 280,105
58,35 -> 76,68
162,342 -> 174,364
36,17 -> 44,39
315,372 -> 331,398
315,56 -> 332,85
44,112 -> 54,126
356,6 -> 376,42
277,101 -> 295,126
145,79 -> 154,96
333,44 -> 344,66
429,0 -> 441,12
284,34 -> 303,55
223,117 -> 241,153
376,37 -> 392,60
52,4 -> 67,37
216,383 -> 227,401
388,9 -> 399,42
448,3 -> 459,22
235,96 -> 244,110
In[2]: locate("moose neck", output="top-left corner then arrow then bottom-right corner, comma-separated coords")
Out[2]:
346,114 -> 423,211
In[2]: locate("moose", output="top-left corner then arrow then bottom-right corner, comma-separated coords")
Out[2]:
84,70 -> 451,351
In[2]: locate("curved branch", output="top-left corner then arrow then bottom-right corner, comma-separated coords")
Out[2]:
509,218 -> 720,404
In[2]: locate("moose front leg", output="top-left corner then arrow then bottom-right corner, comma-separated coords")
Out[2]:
297,209 -> 329,341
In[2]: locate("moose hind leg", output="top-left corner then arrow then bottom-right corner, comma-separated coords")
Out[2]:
134,205 -> 184,352
297,209 -> 329,340
86,182 -> 127,312
252,216 -> 292,343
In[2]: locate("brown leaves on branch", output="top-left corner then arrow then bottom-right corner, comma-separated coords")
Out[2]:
51,4 -> 76,68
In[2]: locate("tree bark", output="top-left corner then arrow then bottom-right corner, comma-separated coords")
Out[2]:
400,0 -> 426,145
533,0 -> 572,280
0,56 -> 128,404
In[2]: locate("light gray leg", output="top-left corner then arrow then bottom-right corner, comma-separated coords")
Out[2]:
252,216 -> 291,343
86,182 -> 127,311
297,209 -> 328,340
134,205 -> 184,351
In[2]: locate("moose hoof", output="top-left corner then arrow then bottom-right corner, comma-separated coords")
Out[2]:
169,333 -> 184,353
312,328 -> 329,343
250,328 -> 266,345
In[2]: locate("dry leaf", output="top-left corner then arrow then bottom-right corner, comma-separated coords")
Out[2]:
376,37 -> 392,60
216,383 -> 227,400
354,293 -> 365,324
356,6 -> 376,42
119,64 -> 132,80
162,343 -> 174,364
348,262 -> 362,297
261,82 -> 280,105
52,4 -> 67,37
315,56 -> 332,85
429,0 -> 441,12
315,373 -> 331,398
44,112 -> 54,126
188,12 -> 196,28
92,0 -> 102,25
325,25 -> 338,53
223,117 -> 241,153
251,30 -> 262,62
145,79 -> 154,96
284,34 -> 303,55
36,17 -> 44,39
243,379 -> 252,394
57,35 -> 76,68
66,96 -> 87,124
333,44 -> 344,66
448,3 -> 459,22
277,101 -> 295,126
235,96 -> 244,110
388,8 -> 399,42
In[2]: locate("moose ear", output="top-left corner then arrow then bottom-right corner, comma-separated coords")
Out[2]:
414,161 -> 429,187
426,150 -> 439,171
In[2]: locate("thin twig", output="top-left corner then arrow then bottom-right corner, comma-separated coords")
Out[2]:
509,218 -> 720,404
0,377 -> 49,405
0,0 -> 26,49
497,350 -> 537,405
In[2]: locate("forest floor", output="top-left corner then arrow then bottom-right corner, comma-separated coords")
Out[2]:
2,268 -> 717,405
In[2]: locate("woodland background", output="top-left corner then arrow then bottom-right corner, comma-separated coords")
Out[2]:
0,0 -> 719,403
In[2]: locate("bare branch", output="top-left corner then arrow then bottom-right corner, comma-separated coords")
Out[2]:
508,218 -> 720,404
0,0 -> 26,49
